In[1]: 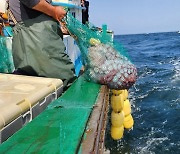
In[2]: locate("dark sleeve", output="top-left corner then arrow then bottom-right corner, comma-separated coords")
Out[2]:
85,1 -> 89,7
20,0 -> 40,8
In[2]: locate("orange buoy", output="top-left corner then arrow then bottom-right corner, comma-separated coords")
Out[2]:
2,13 -> 8,20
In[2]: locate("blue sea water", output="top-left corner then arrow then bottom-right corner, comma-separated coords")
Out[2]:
105,32 -> 180,154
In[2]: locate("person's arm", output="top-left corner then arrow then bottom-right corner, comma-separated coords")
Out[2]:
20,0 -> 66,21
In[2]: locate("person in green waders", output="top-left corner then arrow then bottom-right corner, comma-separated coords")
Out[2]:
9,0 -> 76,89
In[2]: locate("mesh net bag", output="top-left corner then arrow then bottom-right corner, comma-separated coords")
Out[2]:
0,36 -> 14,73
63,13 -> 137,90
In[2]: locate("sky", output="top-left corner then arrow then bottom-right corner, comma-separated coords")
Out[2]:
88,0 -> 180,35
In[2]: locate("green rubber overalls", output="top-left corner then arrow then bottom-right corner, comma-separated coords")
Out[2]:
12,14 -> 76,87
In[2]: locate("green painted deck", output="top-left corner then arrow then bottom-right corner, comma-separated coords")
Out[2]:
0,76 -> 101,154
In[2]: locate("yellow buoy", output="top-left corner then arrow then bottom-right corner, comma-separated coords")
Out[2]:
111,111 -> 124,127
111,125 -> 124,140
89,38 -> 101,46
111,89 -> 123,95
123,89 -> 129,100
123,99 -> 131,116
111,94 -> 124,112
124,114 -> 134,129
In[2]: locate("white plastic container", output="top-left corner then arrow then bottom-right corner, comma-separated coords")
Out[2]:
0,73 -> 63,143
0,0 -> 7,13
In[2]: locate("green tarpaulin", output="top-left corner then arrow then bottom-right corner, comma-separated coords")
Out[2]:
0,76 -> 101,154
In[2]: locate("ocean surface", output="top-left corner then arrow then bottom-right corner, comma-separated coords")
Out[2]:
105,32 -> 180,154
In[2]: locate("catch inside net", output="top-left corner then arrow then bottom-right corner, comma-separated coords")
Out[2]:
63,13 -> 137,90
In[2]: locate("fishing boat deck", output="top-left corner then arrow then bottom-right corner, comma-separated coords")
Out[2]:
0,76 -> 109,153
